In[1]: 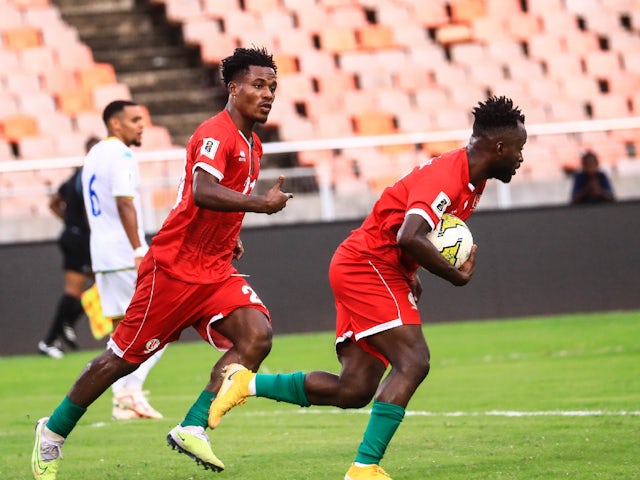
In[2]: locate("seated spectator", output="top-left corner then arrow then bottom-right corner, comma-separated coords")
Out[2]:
570,151 -> 615,204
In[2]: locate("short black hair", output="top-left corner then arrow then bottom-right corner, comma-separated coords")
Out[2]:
102,100 -> 138,126
220,47 -> 277,87
472,96 -> 525,137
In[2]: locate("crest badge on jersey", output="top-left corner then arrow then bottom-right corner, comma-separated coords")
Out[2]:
431,191 -> 451,218
144,338 -> 161,354
200,137 -> 220,160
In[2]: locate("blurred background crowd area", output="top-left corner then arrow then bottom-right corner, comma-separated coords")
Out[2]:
1,0 -> 640,242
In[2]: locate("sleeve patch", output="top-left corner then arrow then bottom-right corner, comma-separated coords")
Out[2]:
431,191 -> 451,218
200,137 -> 220,160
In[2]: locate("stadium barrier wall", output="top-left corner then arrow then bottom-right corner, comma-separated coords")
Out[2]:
1,200 -> 639,357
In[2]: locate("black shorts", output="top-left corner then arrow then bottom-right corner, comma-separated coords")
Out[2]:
59,227 -> 91,274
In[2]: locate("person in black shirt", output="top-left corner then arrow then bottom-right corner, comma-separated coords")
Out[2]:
38,136 -> 99,358
570,150 -> 615,204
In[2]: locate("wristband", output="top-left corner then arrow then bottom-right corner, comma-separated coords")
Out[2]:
133,246 -> 148,258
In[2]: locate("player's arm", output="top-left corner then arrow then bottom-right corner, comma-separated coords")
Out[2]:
397,213 -> 476,286
115,196 -> 145,265
49,191 -> 65,220
192,168 -> 292,214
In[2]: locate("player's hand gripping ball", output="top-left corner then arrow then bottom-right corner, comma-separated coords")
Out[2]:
426,213 -> 473,268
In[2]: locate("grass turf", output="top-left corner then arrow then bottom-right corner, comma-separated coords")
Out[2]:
2,311 -> 639,479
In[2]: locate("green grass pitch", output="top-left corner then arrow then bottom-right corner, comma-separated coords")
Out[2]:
2,311 -> 639,479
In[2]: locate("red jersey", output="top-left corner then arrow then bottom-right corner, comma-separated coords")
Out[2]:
150,110 -> 262,283
339,147 -> 485,277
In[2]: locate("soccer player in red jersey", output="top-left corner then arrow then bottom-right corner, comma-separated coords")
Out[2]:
31,47 -> 292,479
208,96 -> 527,480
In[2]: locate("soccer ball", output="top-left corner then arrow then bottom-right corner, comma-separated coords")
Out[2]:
426,213 -> 473,268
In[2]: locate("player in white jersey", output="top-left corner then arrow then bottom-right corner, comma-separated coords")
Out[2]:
81,100 -> 165,420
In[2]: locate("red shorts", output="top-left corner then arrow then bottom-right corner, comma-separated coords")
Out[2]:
109,255 -> 270,363
329,249 -> 422,365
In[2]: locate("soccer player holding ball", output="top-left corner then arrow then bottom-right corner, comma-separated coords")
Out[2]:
209,96 -> 527,480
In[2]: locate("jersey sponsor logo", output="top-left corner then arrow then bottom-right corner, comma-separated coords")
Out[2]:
431,192 -> 451,218
143,338 -> 161,354
238,150 -> 246,162
408,291 -> 418,310
200,137 -> 220,159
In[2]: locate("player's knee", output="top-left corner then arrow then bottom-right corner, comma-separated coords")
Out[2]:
337,383 -> 377,409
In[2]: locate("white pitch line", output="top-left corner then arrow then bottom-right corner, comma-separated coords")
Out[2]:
238,408 -> 640,418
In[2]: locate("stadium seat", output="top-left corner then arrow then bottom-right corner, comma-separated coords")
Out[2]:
74,111 -> 106,137
527,0 -> 564,14
0,94 -> 19,118
260,9 -> 296,32
35,111 -> 74,134
562,30 -> 599,55
506,13 -> 542,41
312,71 -> 356,95
274,29 -> 315,55
431,108 -> 471,130
56,89 -> 95,116
395,108 -> 435,133
92,83 -> 132,112
17,134 -> 57,159
56,43 -> 94,69
138,125 -> 173,150
470,16 -> 510,42
18,45 -> 56,74
539,10 -> 579,33
353,110 -> 397,135
201,0 -> 239,17
2,26 -> 42,50
22,5 -> 61,29
589,93 -> 632,119
0,4 -> 23,30
222,9 -> 259,32
0,50 -> 20,71
298,50 -> 337,76
407,1 -> 449,28
484,0 -> 522,17
450,43 -> 486,66
236,30 -> 276,52
16,91 -> 56,115
162,0 -> 202,22
435,24 -> 473,45
312,112 -> 354,138
274,73 -> 313,101
558,75 -> 600,102
0,138 -> 16,161
583,51 -> 623,77
449,0 -> 486,23
41,68 -> 79,95
527,34 -> 563,61
199,34 -> 238,64
277,114 -> 315,140
326,5 -> 367,28
181,18 -> 222,46
77,63 -> 118,90
374,89 -> 413,114
414,88 -> 451,110
4,72 -> 42,94
318,26 -> 358,53
0,114 -> 39,142
357,25 -> 395,50
356,69 -> 394,90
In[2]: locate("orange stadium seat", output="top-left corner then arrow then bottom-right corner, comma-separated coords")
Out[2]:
56,89 -> 95,116
273,54 -> 298,75
3,26 -> 42,50
318,26 -> 358,53
12,0 -> 51,7
77,63 -> 118,89
450,0 -> 486,23
312,71 -> 357,95
352,112 -> 396,135
0,114 -> 39,142
357,25 -> 395,50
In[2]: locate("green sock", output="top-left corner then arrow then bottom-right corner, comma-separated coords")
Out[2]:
354,401 -> 405,465
46,396 -> 87,438
181,390 -> 216,428
255,372 -> 310,407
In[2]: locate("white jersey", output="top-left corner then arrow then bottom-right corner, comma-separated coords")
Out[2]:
82,137 -> 147,272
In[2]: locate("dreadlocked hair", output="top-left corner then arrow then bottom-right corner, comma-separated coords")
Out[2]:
472,96 -> 525,137
220,47 -> 277,87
